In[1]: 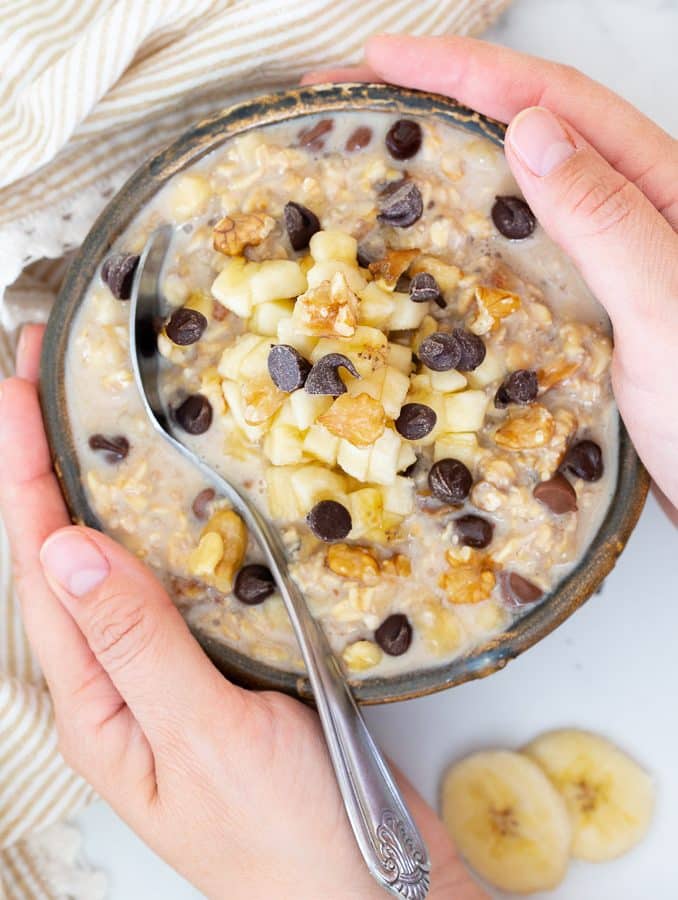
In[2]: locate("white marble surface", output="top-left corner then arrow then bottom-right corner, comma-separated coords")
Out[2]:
73,1 -> 678,897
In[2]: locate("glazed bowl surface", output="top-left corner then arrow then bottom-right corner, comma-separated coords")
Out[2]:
41,83 -> 649,704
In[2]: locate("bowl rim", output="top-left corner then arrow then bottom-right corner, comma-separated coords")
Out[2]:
40,82 -> 650,705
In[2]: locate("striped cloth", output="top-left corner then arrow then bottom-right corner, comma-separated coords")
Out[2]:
0,1 -> 511,897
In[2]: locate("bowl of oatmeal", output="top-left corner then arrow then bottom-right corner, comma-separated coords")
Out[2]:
41,84 -> 649,703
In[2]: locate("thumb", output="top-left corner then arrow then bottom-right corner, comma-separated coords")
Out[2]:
40,526 -> 242,748
504,106 -> 678,353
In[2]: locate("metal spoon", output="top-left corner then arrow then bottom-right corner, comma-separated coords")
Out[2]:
129,225 -> 430,899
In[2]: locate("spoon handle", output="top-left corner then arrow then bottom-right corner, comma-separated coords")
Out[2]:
270,561 -> 431,900
166,446 -> 430,899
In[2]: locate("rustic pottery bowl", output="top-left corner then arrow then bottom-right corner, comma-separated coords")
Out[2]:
41,83 -> 649,705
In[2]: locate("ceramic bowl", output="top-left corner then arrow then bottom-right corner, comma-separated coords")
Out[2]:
40,83 -> 650,704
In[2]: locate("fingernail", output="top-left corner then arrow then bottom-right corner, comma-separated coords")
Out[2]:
508,107 -> 575,177
41,531 -> 110,597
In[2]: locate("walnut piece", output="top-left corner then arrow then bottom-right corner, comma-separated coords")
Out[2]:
294,272 -> 359,337
381,553 -> 412,577
241,374 -> 285,424
469,285 -> 522,335
319,393 -> 386,447
538,360 -> 581,390
494,404 -> 555,450
368,248 -> 419,289
188,508 -> 247,592
213,212 -> 275,256
439,547 -> 495,605
326,543 -> 380,581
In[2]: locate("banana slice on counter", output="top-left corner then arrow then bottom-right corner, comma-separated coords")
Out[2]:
440,750 -> 572,894
523,729 -> 655,862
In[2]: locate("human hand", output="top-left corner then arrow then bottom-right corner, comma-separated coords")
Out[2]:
0,324 -> 485,900
304,35 -> 678,511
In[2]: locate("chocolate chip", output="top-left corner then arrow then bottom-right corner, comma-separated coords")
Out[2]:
306,500 -> 352,542
174,394 -> 213,435
284,201 -> 321,251
409,272 -> 445,308
395,403 -> 437,440
455,515 -> 494,549
297,118 -> 333,151
88,434 -> 130,463
375,613 -> 412,656
234,564 -> 276,605
304,353 -> 359,396
165,307 -> 208,346
385,120 -> 422,160
428,458 -> 472,505
491,196 -> 536,240
346,126 -> 372,152
453,328 -> 486,371
101,253 -> 140,300
494,369 -> 538,407
560,440 -> 604,482
418,332 -> 461,372
377,179 -> 423,228
192,488 -> 216,520
501,571 -> 543,606
533,473 -> 578,514
268,344 -> 312,392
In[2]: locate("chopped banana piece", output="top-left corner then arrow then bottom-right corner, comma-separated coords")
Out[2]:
289,465 -> 348,513
443,390 -> 489,433
211,257 -> 257,318
249,299 -> 294,335
342,640 -> 383,672
263,424 -> 305,465
310,230 -> 358,264
302,424 -> 340,465
250,259 -> 306,305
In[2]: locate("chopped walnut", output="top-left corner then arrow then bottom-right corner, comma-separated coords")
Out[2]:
319,393 -> 386,447
241,375 -> 286,424
469,285 -> 522,335
326,543 -> 380,581
368,248 -> 420,289
213,212 -> 275,256
538,360 -> 581,390
381,553 -> 412,577
187,508 -> 247,593
494,404 -> 555,450
294,272 -> 359,337
439,547 -> 496,604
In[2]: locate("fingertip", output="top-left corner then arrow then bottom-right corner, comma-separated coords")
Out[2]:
16,323 -> 45,383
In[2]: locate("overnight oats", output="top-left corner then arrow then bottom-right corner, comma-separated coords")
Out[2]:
65,110 -> 617,679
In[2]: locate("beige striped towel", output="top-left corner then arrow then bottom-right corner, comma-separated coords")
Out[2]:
0,1 -> 511,896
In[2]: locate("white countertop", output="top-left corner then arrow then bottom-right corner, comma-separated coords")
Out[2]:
73,1 -> 678,897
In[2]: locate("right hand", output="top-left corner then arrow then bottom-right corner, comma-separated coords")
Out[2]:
304,34 -> 678,512
0,325 -> 485,900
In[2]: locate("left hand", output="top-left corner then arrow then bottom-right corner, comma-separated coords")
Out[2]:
0,324 -> 485,900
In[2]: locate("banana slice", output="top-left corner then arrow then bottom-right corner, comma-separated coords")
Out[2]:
441,750 -> 571,894
523,729 -> 655,862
